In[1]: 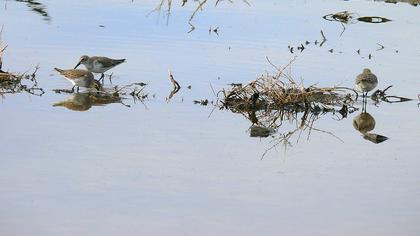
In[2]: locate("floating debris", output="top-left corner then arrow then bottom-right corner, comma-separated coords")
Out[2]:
371,85 -> 412,104
363,133 -> 389,144
378,0 -> 419,6
357,16 -> 391,23
323,11 -> 358,24
193,99 -> 209,106
166,69 -> 181,101
250,126 -> 275,138
323,11 -> 391,24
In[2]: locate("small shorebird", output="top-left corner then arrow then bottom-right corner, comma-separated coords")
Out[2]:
355,68 -> 378,111
54,68 -> 101,92
355,68 -> 378,98
74,55 -> 126,81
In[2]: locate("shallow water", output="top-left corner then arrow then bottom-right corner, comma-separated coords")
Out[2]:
1,0 -> 420,235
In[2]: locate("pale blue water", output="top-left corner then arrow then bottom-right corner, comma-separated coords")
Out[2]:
0,1 -> 419,235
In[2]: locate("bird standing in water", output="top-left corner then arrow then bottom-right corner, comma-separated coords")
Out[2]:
54,68 -> 101,92
74,55 -> 126,82
355,68 -> 378,98
355,68 -> 378,111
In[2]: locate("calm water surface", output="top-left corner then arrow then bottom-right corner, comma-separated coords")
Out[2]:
0,0 -> 419,235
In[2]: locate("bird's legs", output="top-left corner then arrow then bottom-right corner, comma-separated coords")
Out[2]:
71,86 -> 75,93
99,73 -> 105,82
362,92 -> 368,112
109,73 -> 113,85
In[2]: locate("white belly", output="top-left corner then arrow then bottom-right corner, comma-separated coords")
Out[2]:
67,77 -> 89,87
89,61 -> 108,73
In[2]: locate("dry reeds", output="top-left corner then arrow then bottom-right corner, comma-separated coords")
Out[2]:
220,57 -> 356,114
218,58 -> 358,157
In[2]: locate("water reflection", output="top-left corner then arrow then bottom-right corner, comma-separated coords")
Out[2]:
352,111 -> 388,144
14,0 -> 50,21
150,0 -> 250,32
53,92 -> 122,112
372,0 -> 419,6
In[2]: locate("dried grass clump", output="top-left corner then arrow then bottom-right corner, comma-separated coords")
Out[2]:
220,58 -> 355,114
218,58 -> 359,157
0,66 -> 44,97
0,34 -> 44,97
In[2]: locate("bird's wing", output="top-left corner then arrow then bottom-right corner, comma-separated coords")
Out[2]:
97,57 -> 125,68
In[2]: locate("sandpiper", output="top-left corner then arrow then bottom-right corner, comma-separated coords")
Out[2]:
355,68 -> 378,98
74,55 -> 126,81
54,68 -> 101,92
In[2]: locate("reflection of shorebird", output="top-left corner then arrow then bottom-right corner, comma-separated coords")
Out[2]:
53,92 -> 122,112
74,55 -> 126,81
53,93 -> 92,111
353,112 -> 375,134
54,68 -> 101,92
352,111 -> 388,144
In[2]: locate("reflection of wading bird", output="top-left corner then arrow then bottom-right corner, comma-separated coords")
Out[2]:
53,92 -> 122,111
74,55 -> 126,82
353,112 -> 375,134
53,93 -> 92,111
352,111 -> 388,144
54,68 -> 101,92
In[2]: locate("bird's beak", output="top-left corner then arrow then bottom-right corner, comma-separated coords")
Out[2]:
74,61 -> 81,69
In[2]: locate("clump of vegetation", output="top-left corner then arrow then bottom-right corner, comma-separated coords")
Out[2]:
217,58 -> 414,157
218,58 -> 359,157
220,58 -> 356,116
0,43 -> 44,98
0,66 -> 45,97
